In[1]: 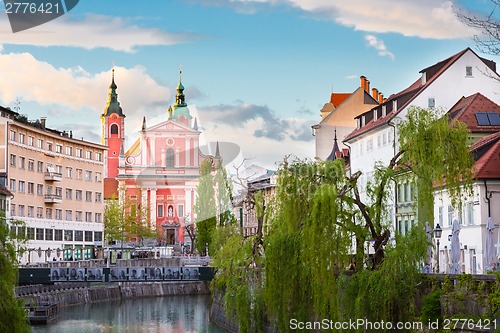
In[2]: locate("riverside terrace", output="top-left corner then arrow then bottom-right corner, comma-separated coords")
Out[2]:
17,257 -> 214,286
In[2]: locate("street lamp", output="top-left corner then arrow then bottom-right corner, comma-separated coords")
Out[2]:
433,223 -> 443,273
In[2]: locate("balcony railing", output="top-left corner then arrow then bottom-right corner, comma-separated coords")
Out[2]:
44,194 -> 62,203
44,172 -> 62,181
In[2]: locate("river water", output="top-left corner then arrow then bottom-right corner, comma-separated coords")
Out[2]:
31,294 -> 228,333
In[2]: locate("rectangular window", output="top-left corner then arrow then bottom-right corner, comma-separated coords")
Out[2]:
448,205 -> 453,226
178,205 -> 184,218
85,212 -> 92,222
56,144 -> 63,153
37,184 -> 43,196
56,165 -> 62,174
85,231 -> 92,242
9,154 -> 16,167
9,130 -> 15,141
9,179 -> 16,192
54,229 -> 63,241
45,228 -> 53,241
37,139 -> 43,149
19,133 -> 25,144
66,167 -> 73,178
157,204 -> 164,217
438,206 -> 443,226
95,213 -> 102,223
36,228 -> 44,240
19,157 -> 25,169
55,187 -> 62,197
76,211 -> 82,222
66,188 -> 72,199
27,182 -> 34,194
27,227 -> 34,240
46,208 -> 53,219
37,207 -> 43,218
85,170 -> 92,181
64,230 -> 73,241
96,152 -> 102,162
85,150 -> 92,159
66,146 -> 73,155
18,204 -> 25,216
428,97 -> 435,108
75,230 -> 83,242
95,192 -> 102,203
28,136 -> 34,146
85,191 -> 92,202
66,210 -> 72,221
76,190 -> 82,201
28,206 -> 34,217
37,161 -> 43,172
10,204 -> 15,217
47,142 -> 52,151
76,148 -> 83,158
18,181 -> 25,193
466,66 -> 473,77
95,172 -> 102,182
76,169 -> 82,180
94,231 -> 103,242
28,159 -> 34,171
466,202 -> 474,225
55,209 -> 62,220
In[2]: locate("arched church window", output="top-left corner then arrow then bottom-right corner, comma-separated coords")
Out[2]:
110,124 -> 119,135
166,148 -> 175,168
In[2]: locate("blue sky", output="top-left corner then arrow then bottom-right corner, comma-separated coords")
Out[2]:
0,0 -> 498,169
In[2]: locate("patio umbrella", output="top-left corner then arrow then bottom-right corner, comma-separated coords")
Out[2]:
424,222 -> 432,273
484,217 -> 496,273
444,246 -> 450,273
449,219 -> 461,274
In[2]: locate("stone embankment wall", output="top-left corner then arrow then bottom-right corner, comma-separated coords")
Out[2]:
20,281 -> 209,307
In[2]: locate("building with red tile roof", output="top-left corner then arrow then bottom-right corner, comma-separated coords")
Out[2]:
312,76 -> 380,160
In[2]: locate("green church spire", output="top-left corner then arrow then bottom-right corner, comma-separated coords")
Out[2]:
103,68 -> 124,117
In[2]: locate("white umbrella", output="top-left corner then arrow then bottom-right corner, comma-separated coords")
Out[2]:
449,219 -> 461,274
424,222 -> 432,273
484,217 -> 496,273
444,246 -> 450,273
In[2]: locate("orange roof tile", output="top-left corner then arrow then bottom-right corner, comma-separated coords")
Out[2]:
471,131 -> 500,179
330,93 -> 351,107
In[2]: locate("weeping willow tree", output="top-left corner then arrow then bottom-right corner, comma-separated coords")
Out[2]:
194,159 -> 217,255
0,212 -> 30,332
212,106 -> 474,332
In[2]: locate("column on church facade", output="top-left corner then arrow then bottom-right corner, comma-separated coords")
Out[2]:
161,147 -> 166,167
150,137 -> 156,166
150,188 -> 157,231
175,148 -> 180,168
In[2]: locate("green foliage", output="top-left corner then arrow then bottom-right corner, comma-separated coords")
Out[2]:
397,106 -> 474,215
194,160 -> 217,255
0,212 -> 30,332
211,107 -> 475,331
215,161 -> 234,227
104,197 -> 125,244
421,289 -> 443,323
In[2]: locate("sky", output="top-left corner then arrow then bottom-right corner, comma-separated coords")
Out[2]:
0,0 -> 498,170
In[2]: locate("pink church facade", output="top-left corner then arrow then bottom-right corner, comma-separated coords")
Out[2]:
102,71 -> 216,248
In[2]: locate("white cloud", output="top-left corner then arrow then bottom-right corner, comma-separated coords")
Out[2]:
0,13 -> 201,52
364,34 -> 395,60
212,0 -> 478,39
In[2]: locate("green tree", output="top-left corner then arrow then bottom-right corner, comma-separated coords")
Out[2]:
0,213 -> 30,332
212,107 -> 475,332
103,196 -> 125,246
215,161 -> 235,227
194,160 -> 216,255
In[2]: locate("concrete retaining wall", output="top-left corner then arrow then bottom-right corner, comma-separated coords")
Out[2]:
21,281 -> 209,307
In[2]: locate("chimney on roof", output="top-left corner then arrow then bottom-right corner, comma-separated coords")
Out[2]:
40,117 -> 46,128
365,80 -> 370,93
360,76 -> 366,90
372,88 -> 379,101
378,93 -> 383,104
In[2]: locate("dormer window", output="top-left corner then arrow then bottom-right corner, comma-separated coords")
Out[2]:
373,109 -> 378,121
465,66 -> 473,77
393,100 -> 398,111
421,71 -> 427,84
356,118 -> 361,128
382,105 -> 386,117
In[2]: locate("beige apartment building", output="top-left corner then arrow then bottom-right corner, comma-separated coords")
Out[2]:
0,106 -> 106,264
